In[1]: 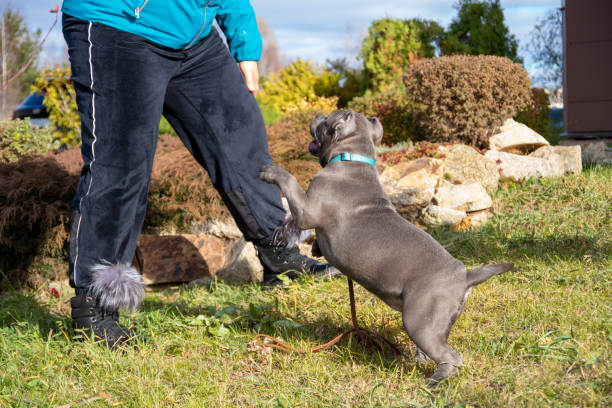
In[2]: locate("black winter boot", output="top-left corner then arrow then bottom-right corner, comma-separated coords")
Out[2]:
71,294 -> 137,348
256,241 -> 341,285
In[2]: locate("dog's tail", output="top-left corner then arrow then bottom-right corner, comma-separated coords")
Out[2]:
466,263 -> 514,288
273,216 -> 312,248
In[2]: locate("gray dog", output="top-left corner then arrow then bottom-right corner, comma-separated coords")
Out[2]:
259,110 -> 513,386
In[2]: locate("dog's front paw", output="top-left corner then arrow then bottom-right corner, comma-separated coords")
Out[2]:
259,165 -> 288,185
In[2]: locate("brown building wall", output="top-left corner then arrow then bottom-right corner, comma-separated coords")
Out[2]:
563,0 -> 612,135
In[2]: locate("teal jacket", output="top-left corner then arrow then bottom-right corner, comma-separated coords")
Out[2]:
61,0 -> 262,61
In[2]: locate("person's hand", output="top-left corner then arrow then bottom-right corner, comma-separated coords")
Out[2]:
239,61 -> 260,96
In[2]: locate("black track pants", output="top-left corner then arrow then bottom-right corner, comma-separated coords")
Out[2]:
63,14 -> 285,289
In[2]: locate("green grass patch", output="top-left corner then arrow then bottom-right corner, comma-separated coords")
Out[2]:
1,166 -> 610,407
159,116 -> 178,136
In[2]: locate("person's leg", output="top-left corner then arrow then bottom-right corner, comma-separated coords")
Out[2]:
163,30 -> 284,243
161,31 -> 338,283
63,14 -> 175,345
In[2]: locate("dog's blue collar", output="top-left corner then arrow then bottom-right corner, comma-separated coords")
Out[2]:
328,153 -> 377,168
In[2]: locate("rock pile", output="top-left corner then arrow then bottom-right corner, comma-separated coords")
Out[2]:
379,119 -> 582,228
378,151 -> 495,227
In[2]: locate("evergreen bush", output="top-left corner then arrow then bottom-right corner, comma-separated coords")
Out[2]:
360,18 -> 442,92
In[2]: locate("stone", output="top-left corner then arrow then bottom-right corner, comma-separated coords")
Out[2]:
484,150 -> 565,179
215,238 -> 264,283
135,234 -> 229,285
529,145 -> 582,174
488,118 -> 550,152
434,182 -> 492,212
438,144 -> 500,192
379,158 -> 444,220
581,141 -> 612,165
195,218 -> 243,240
467,209 -> 493,228
422,205 -> 467,226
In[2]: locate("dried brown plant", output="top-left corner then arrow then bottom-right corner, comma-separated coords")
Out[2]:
404,55 -> 532,148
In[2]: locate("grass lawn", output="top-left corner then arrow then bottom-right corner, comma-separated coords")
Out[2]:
1,165 -> 610,407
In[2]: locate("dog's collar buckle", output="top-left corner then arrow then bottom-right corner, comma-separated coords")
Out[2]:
329,153 -> 376,168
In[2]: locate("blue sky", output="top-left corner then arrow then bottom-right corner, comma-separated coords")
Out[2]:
16,0 -> 561,83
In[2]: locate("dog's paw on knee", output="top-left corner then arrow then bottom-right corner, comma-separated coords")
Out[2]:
259,165 -> 290,185
259,165 -> 279,184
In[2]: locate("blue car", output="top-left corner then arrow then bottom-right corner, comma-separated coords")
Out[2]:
550,107 -> 563,129
12,91 -> 51,127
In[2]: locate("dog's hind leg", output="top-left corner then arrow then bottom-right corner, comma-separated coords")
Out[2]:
401,297 -> 463,387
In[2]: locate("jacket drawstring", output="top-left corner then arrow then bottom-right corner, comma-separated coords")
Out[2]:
184,0 -> 213,50
134,0 -> 150,19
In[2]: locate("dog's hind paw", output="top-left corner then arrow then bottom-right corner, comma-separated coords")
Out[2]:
425,363 -> 459,388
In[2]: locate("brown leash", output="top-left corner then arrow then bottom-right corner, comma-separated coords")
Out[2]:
253,278 -> 403,356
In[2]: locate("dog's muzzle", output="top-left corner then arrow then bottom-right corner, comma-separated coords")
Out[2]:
308,140 -> 319,156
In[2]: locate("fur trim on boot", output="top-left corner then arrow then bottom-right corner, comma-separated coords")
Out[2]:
273,216 -> 311,248
88,263 -> 145,312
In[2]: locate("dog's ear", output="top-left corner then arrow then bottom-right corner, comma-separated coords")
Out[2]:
310,114 -> 326,137
368,117 -> 383,145
332,111 -> 354,141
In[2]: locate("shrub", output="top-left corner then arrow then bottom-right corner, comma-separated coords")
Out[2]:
0,155 -> 76,277
32,66 -> 81,147
0,119 -> 60,162
360,18 -> 442,92
515,88 -> 561,144
281,96 -> 338,128
325,58 -> 365,107
348,89 -> 420,146
404,55 -> 531,148
258,59 -> 339,114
